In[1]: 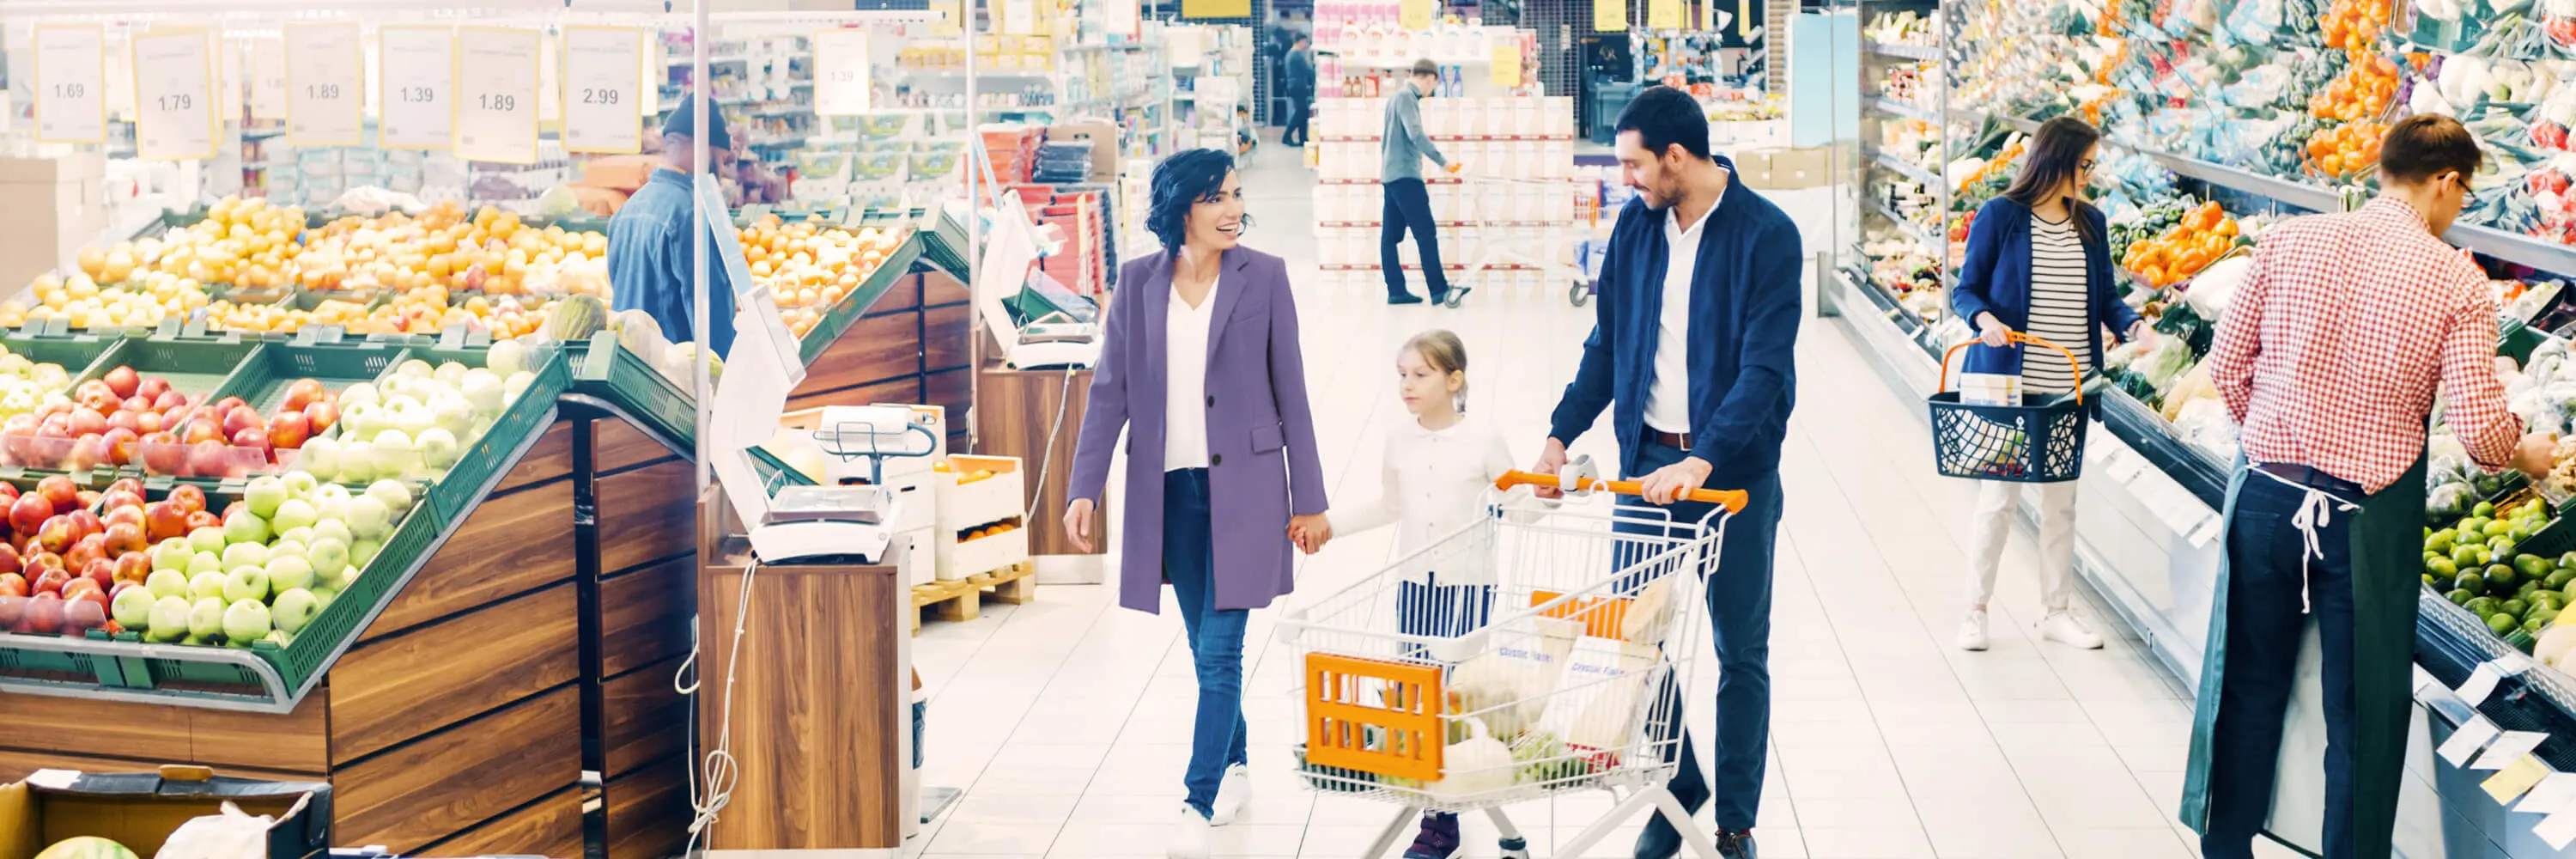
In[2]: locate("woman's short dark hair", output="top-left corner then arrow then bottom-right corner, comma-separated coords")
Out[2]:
1146,149 -> 1245,254
1613,87 -> 1711,161
2381,114 -> 2485,186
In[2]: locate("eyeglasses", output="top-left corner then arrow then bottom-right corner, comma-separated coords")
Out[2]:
2079,160 -> 2098,173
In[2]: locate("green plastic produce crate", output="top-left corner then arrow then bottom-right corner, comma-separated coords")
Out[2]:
399,342 -> 571,523
285,288 -> 389,314
797,235 -> 925,365
0,330 -> 122,382
573,332 -> 696,454
2501,319 -> 2549,365
214,341 -> 410,415
84,335 -> 263,398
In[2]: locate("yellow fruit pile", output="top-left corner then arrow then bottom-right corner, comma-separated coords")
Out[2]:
149,197 -> 307,289
15,270 -> 209,330
345,287 -> 552,338
738,217 -> 908,337
298,203 -> 608,297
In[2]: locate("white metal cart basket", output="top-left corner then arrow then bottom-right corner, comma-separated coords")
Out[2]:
1274,468 -> 1747,859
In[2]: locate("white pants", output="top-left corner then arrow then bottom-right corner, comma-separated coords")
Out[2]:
1965,478 -> 2080,614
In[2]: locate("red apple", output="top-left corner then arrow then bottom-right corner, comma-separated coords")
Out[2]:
60,573 -> 101,600
0,545 -> 22,576
170,484 -> 207,515
101,522 -> 143,556
34,516 -> 73,555
183,510 -> 219,533
76,380 -> 112,404
100,490 -> 143,514
182,419 -> 223,446
77,388 -> 116,414
304,400 -> 338,434
283,378 -> 328,412
64,535 -> 103,571
74,558 -> 111,592
0,484 -> 18,504
62,588 -> 106,631
106,409 -> 141,435
35,414 -> 70,439
2,415 -> 34,437
143,502 -> 186,542
137,411 -> 162,434
140,432 -> 185,474
35,476 -> 76,513
107,478 -> 139,497
103,508 -> 143,535
26,551 -> 62,574
22,592 -> 62,633
30,567 -> 69,596
152,389 -> 186,414
188,440 -> 235,478
120,393 -> 149,412
212,397 -> 247,417
222,405 -> 263,440
110,551 -> 149,584
268,411 -> 311,450
103,365 -> 139,399
67,510 -> 100,545
136,376 -> 169,402
9,494 -> 50,535
0,572 -> 24,598
101,428 -> 137,467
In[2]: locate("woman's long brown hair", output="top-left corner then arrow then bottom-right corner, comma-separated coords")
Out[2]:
2001,117 -> 2103,245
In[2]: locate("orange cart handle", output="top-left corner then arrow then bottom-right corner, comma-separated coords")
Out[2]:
1493,470 -> 1749,514
1939,331 -> 2085,406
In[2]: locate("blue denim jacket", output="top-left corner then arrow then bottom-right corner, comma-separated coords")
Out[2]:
605,168 -> 738,358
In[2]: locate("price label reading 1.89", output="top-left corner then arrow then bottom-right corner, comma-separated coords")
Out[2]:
33,25 -> 106,143
284,22 -> 363,145
561,27 -> 644,154
379,26 -> 453,149
811,28 -> 871,116
131,28 -> 218,161
454,27 -> 540,164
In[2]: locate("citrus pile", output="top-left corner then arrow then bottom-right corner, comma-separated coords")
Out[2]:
2119,201 -> 2245,288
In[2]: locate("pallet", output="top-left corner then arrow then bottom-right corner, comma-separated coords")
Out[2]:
910,561 -> 1037,631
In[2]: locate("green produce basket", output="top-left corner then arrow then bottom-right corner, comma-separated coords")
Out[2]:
216,341 -> 411,415
2501,318 -> 2550,366
572,332 -> 696,454
0,330 -> 123,381
400,341 -> 571,523
285,288 -> 389,314
264,489 -> 446,693
797,235 -> 925,365
84,335 -> 263,398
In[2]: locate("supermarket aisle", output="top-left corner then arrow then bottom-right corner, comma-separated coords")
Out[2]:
901,142 -> 2218,859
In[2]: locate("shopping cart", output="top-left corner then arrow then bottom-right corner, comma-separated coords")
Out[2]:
1275,466 -> 1749,859
1453,174 -> 1592,310
1929,332 -> 2089,482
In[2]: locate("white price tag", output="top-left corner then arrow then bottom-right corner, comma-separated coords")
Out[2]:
454,27 -> 541,164
218,39 -> 243,120
1002,0 -> 1036,35
2440,716 -> 2502,767
2519,773 -> 2576,813
561,27 -> 644,154
284,23 -> 362,145
2458,663 -> 2506,707
378,27 -> 453,150
248,38 -> 287,119
2476,731 -> 2554,771
131,28 -> 218,161
811,29 -> 871,116
2540,801 -> 2576,850
33,24 -> 106,143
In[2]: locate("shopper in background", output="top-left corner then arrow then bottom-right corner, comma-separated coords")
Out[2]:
1382,58 -> 1462,306
2181,113 -> 2557,859
1282,36 -> 1315,148
1947,117 -> 2149,653
1534,85 -> 1800,859
1060,149 -> 1332,859
605,94 -> 737,359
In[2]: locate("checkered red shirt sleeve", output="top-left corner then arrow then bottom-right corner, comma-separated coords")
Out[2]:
2218,198 -> 2522,493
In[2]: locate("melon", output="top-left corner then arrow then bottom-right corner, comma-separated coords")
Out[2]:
36,837 -> 140,859
540,294 -> 610,342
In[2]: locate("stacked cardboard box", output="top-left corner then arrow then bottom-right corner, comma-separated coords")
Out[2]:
978,126 -> 1043,186
1008,185 -> 1109,296
0,153 -> 108,293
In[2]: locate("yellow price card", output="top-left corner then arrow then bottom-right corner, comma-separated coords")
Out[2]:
1596,0 -> 1627,31
1401,0 -> 1436,30
1648,0 -> 1684,30
1490,44 -> 1522,87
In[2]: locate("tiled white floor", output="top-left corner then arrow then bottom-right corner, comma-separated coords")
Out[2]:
902,139 -> 2225,858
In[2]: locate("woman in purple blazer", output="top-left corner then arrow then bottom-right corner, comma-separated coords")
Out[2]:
1060,149 -> 1331,858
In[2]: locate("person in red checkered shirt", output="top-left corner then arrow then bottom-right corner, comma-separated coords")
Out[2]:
2181,114 -> 2558,859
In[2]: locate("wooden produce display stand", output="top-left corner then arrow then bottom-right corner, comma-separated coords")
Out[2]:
974,365 -> 1106,583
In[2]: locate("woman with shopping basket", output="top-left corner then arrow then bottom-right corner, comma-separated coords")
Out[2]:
1945,117 -> 2153,653
1060,148 -> 1334,859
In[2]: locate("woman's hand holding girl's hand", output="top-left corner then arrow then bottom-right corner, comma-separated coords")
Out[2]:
1288,514 -> 1334,554
1064,499 -> 1097,552
1977,313 -> 2013,349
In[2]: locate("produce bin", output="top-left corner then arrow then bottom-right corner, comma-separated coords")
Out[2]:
797,232 -> 925,366
0,331 -> 121,383
398,342 -> 570,523
81,336 -> 261,399
2503,318 -> 2549,365
215,341 -> 410,415
571,334 -> 694,454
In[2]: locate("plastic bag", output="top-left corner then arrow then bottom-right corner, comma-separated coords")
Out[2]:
154,801 -> 273,859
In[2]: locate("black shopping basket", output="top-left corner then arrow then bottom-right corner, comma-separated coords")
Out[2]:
1929,332 -> 2088,483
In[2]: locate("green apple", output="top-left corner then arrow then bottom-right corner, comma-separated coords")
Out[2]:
367,479 -> 414,515
222,509 -> 270,545
271,498 -> 319,533
312,520 -> 353,548
186,551 -> 222,576
222,599 -> 270,646
186,596 -> 226,639
349,497 -> 392,540
187,570 -> 228,601
307,538 -> 349,576
281,470 -> 320,498
148,595 -> 191,642
146,569 -> 188,600
222,566 -> 269,604
186,526 -> 226,555
276,527 -> 313,548
270,588 -> 320,635
311,585 -> 338,612
266,555 -> 315,594
267,539 -> 307,563
351,539 -> 381,567
221,542 -> 268,571
244,476 -> 289,518
112,584 -> 155,628
151,537 -> 192,571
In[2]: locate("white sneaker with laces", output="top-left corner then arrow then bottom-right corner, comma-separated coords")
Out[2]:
1210,764 -> 1249,825
1169,804 -> 1212,858
2038,611 -> 2105,649
1957,610 -> 1990,651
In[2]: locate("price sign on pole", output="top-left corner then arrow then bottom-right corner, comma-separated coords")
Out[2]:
561,27 -> 644,154
454,27 -> 540,164
811,28 -> 871,116
285,23 -> 363,146
1648,0 -> 1684,29
131,28 -> 218,161
249,38 -> 287,119
33,25 -> 106,143
379,26 -> 453,150
1595,0 -> 1628,31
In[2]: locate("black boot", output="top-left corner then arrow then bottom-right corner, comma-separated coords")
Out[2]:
1400,811 -> 1460,859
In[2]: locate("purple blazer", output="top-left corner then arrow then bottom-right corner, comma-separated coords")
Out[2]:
1067,247 -> 1328,614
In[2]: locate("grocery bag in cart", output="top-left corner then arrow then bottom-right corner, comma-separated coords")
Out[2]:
1275,466 -> 1749,859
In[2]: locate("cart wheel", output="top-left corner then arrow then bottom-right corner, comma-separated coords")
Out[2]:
1570,279 -> 1593,307
1498,836 -> 1531,859
1443,287 -> 1472,308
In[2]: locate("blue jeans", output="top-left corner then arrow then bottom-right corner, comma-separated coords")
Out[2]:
1163,468 -> 1249,819
1617,442 -> 1783,832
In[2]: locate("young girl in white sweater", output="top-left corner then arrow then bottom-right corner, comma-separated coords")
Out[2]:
1324,330 -> 1516,859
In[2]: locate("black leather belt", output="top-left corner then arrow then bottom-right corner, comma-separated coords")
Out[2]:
2254,462 -> 2367,499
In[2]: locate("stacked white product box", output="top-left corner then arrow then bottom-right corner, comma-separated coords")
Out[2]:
934,454 -> 1031,582
1308,94 -> 1583,296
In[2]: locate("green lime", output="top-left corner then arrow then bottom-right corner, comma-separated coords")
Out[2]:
2470,596 -> 2501,616
2427,557 -> 2460,580
2490,565 -> 2521,593
2460,573 -> 2488,595
2452,588 -> 2477,605
2480,501 -> 2500,519
2456,545 -> 2487,569
2546,570 -> 2573,590
2493,613 -> 2521,635
2524,581 -> 2545,598
2503,598 -> 2530,618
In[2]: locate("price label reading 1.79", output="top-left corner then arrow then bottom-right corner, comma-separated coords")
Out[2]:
131,28 -> 218,161
284,23 -> 362,145
378,26 -> 453,150
33,25 -> 106,143
561,27 -> 644,154
453,27 -> 540,164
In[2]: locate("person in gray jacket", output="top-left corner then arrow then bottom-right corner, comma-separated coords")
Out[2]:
1382,58 -> 1461,306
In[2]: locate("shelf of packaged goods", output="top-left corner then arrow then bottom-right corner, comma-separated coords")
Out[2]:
1836,265 -> 1946,360
1866,40 -> 1940,61
1869,96 -> 1940,124
1864,145 -> 1941,187
1869,200 -> 1944,250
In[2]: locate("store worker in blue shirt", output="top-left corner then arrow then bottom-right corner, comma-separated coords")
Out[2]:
607,94 -> 738,359
1534,85 -> 1800,859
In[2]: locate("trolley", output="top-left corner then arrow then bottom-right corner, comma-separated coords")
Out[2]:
1929,332 -> 2090,483
1275,466 -> 1750,858
1453,174 -> 1592,310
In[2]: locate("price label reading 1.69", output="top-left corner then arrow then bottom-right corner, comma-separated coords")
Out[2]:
131,28 -> 218,161
561,27 -> 643,154
378,26 -> 453,149
454,27 -> 540,164
33,25 -> 106,143
284,23 -> 362,145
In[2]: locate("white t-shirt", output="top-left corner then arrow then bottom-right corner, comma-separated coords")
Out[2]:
1327,415 -> 1522,583
1644,196 -> 1719,435
1164,277 -> 1220,471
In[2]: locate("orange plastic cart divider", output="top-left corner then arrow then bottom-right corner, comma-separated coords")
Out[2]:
1531,590 -> 1631,639
1303,653 -> 1447,782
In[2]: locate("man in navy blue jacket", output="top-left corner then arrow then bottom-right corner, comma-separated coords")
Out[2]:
1535,86 -> 1800,859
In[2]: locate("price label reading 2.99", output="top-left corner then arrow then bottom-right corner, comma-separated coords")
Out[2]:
378,27 -> 454,150
131,28 -> 219,161
561,27 -> 644,154
453,27 -> 540,164
284,23 -> 363,146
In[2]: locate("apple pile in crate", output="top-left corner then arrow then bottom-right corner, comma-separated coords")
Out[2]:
0,471 -> 419,646
0,367 -> 214,473
290,344 -> 543,484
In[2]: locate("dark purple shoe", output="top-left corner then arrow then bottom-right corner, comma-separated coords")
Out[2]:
1401,811 -> 1461,859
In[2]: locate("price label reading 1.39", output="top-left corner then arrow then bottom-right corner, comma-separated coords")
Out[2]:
454,27 -> 540,164
33,25 -> 106,143
131,28 -> 218,161
378,27 -> 453,150
561,27 -> 644,154
284,22 -> 363,146
811,28 -> 871,116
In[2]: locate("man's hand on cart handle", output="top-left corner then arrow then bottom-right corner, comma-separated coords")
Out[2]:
1532,438 -> 1572,499
1638,456 -> 1714,506
1289,514 -> 1334,554
1064,498 -> 1097,553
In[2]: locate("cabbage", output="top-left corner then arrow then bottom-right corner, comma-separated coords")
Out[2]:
536,185 -> 585,219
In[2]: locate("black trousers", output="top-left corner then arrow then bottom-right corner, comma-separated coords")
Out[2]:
2201,468 -> 2365,859
1380,178 -> 1448,300
1282,94 -> 1311,145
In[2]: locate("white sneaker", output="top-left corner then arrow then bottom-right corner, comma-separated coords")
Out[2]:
1168,804 -> 1211,858
2038,611 -> 2105,649
1210,764 -> 1249,825
1957,610 -> 1990,651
